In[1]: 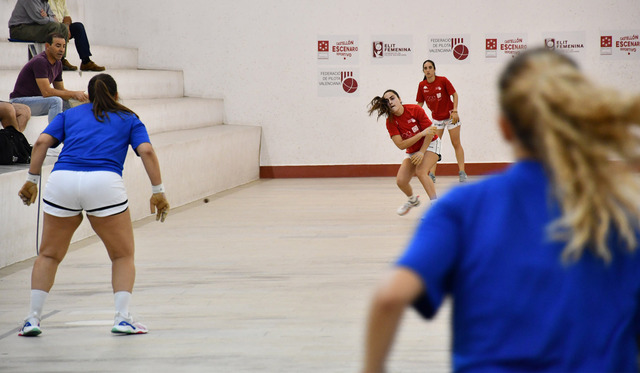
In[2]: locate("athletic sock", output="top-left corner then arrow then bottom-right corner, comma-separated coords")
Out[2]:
114,291 -> 132,316
409,195 -> 418,203
28,289 -> 48,322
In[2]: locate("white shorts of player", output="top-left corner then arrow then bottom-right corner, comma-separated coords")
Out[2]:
432,118 -> 461,130
43,170 -> 129,218
405,137 -> 441,159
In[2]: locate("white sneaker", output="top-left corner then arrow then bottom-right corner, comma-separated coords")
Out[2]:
18,314 -> 41,337
111,312 -> 148,334
397,196 -> 420,216
459,171 -> 468,182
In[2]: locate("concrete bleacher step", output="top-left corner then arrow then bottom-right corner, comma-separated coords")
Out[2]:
0,40 -> 138,70
0,68 -> 184,100
19,97 -> 226,144
0,124 -> 262,268
0,23 -> 262,269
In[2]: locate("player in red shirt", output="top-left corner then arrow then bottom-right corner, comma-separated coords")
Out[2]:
416,60 -> 467,183
368,89 -> 439,216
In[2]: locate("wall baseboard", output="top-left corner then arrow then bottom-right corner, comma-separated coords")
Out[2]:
260,163 -> 511,178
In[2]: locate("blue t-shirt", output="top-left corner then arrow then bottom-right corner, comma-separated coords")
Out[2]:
44,103 -> 151,176
397,160 -> 640,372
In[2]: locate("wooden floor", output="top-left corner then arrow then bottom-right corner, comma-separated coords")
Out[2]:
0,176 -> 470,372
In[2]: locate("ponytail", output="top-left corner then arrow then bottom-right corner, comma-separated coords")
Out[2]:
367,89 -> 400,120
499,48 -> 640,262
88,73 -> 138,122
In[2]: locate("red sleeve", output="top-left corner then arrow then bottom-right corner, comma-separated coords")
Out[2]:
415,82 -> 424,103
443,77 -> 456,95
385,118 -> 399,138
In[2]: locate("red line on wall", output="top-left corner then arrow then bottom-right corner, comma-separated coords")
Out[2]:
260,163 -> 511,178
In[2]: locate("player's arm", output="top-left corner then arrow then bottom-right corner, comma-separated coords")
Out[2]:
391,126 -> 435,151
18,133 -> 57,206
363,268 -> 424,373
450,92 -> 459,124
136,142 -> 170,222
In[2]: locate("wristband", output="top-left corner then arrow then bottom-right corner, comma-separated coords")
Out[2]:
26,173 -> 40,184
152,184 -> 165,194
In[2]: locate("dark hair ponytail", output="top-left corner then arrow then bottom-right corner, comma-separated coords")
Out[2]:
422,59 -> 436,81
367,89 -> 400,120
88,73 -> 138,122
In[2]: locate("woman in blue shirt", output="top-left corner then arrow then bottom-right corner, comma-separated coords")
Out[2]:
363,48 -> 640,372
18,73 -> 169,336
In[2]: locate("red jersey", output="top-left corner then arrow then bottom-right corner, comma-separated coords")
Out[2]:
386,104 -> 436,154
415,76 -> 456,120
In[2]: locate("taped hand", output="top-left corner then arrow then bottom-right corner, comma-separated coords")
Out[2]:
18,181 -> 38,206
150,193 -> 170,222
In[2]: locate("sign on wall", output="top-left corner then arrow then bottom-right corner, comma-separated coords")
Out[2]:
426,34 -> 471,63
370,35 -> 413,64
542,31 -> 586,55
600,30 -> 640,59
485,33 -> 529,61
318,69 -> 360,97
317,35 -> 360,65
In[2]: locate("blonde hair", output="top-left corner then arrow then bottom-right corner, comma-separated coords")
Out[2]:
499,48 -> 640,262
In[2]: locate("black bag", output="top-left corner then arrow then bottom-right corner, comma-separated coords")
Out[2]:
0,126 -> 32,164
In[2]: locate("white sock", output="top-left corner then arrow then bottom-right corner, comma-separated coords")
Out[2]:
29,289 -> 48,321
409,195 -> 417,202
114,291 -> 132,316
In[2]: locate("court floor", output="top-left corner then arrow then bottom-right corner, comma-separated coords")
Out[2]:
0,176 -> 468,372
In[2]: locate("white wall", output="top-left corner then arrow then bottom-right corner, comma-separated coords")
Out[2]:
81,0 -> 640,167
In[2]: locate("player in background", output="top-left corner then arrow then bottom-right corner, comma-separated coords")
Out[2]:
368,89 -> 439,216
416,60 -> 467,183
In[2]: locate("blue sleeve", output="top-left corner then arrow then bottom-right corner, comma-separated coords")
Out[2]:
42,110 -> 65,147
129,116 -> 150,155
396,194 -> 462,319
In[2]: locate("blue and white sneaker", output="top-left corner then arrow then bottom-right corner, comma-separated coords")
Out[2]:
111,312 -> 148,334
18,317 -> 42,337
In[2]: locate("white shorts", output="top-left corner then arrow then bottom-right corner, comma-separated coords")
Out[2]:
432,118 -> 461,130
405,137 -> 441,159
43,170 -> 129,218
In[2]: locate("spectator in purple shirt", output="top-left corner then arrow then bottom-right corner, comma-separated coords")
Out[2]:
10,33 -> 88,123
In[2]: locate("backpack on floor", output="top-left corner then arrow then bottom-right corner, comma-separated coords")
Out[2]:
0,126 -> 32,164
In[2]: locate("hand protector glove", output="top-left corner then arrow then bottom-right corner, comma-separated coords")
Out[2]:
150,193 -> 170,222
18,181 -> 38,206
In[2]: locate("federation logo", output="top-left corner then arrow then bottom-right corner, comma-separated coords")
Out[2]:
341,71 -> 358,94
600,35 -> 612,55
318,40 -> 329,59
545,38 -> 555,50
485,38 -> 497,58
372,41 -> 383,58
451,38 -> 469,60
